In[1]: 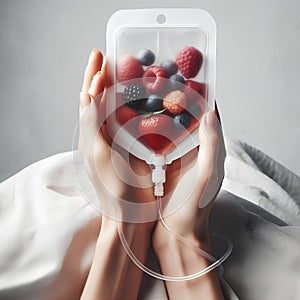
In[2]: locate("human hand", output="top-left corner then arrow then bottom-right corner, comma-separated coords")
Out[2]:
153,106 -> 226,249
78,48 -> 156,222
78,49 -> 158,300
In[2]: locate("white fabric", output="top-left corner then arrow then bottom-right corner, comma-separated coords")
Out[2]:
0,138 -> 299,299
223,139 -> 300,226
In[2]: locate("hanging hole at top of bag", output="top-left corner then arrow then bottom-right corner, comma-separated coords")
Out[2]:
156,14 -> 166,24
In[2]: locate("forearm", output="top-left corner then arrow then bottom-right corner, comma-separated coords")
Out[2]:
81,216 -> 153,300
154,234 -> 224,300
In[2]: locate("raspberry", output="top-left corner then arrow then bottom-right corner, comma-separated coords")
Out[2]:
142,66 -> 166,93
122,83 -> 146,109
163,90 -> 186,115
176,46 -> 203,79
117,54 -> 144,83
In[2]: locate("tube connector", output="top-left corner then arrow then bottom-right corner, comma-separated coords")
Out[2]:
150,155 -> 166,196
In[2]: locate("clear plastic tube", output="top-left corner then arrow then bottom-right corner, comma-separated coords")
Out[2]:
117,196 -> 233,282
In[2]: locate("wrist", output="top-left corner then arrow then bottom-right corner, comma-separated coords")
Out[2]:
152,221 -> 210,256
97,190 -> 157,224
99,215 -> 155,243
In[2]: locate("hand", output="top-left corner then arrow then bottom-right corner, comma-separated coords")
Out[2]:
153,106 -> 226,249
78,48 -> 156,221
151,108 -> 226,300
79,49 -> 157,300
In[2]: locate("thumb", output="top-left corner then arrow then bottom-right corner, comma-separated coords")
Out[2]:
197,108 -> 226,208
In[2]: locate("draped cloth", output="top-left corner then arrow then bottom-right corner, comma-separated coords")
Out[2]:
0,138 -> 299,299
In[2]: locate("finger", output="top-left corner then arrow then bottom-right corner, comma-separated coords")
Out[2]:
78,50 -> 109,165
79,92 -> 92,110
103,57 -> 113,89
87,71 -> 106,100
197,108 -> 226,208
78,94 -> 109,161
198,109 -> 224,170
79,51 -> 105,117
85,58 -> 109,131
81,48 -> 103,93
101,56 -> 107,80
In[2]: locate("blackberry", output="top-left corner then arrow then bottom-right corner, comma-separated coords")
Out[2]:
123,83 -> 146,109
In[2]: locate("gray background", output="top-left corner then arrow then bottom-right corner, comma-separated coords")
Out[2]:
0,0 -> 299,182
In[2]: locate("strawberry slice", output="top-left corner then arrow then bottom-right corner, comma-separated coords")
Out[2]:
138,114 -> 172,152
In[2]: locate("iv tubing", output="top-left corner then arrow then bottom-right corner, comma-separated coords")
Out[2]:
117,196 -> 233,282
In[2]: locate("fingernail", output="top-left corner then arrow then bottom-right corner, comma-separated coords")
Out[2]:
215,101 -> 221,124
80,92 -> 91,107
205,110 -> 215,125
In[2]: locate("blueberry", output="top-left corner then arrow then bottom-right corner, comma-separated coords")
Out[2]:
144,95 -> 164,112
169,74 -> 185,90
173,113 -> 191,129
137,49 -> 155,66
160,59 -> 178,77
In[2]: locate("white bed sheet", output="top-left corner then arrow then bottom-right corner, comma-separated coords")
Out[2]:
0,138 -> 299,300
